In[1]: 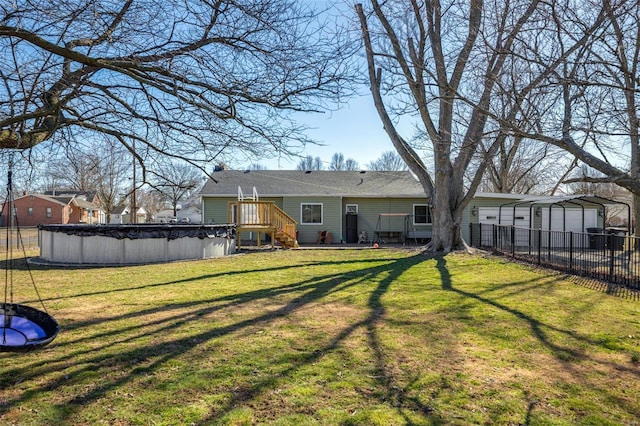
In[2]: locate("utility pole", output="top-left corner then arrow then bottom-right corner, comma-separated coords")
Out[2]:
131,139 -> 137,224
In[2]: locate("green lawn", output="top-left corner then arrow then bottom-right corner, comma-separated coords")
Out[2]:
1,248 -> 639,425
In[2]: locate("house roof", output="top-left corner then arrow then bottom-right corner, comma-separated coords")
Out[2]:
13,193 -> 72,207
199,170 -> 427,198
44,190 -> 97,201
71,197 -> 98,210
112,205 -> 129,215
474,192 -> 628,207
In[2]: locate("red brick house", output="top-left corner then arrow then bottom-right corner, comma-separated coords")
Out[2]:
0,193 -> 100,227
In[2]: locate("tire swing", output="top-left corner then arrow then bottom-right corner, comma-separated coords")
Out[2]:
1,157 -> 58,352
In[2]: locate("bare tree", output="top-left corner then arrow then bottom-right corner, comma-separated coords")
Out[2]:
150,162 -> 202,217
40,148 -> 101,193
0,1 -> 356,178
356,1 -> 601,251
367,150 -> 408,171
329,152 -> 346,170
93,140 -> 130,223
479,137 -> 571,195
296,155 -> 324,171
344,158 -> 359,171
329,152 -> 359,170
135,188 -> 165,222
522,1 -> 640,232
29,138 -> 130,222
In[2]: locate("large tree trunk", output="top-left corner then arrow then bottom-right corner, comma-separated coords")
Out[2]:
431,177 -> 459,252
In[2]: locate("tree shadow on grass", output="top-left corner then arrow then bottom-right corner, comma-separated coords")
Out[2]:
434,254 -> 640,424
1,252 -> 443,424
4,251 -> 638,424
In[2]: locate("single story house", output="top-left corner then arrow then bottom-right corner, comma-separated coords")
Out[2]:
44,190 -> 106,223
199,169 -> 629,247
0,193 -> 101,227
109,205 -> 148,224
199,169 -> 432,245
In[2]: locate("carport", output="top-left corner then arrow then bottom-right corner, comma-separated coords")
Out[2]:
488,194 -> 631,234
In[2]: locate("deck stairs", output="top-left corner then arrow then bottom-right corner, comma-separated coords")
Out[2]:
229,187 -> 298,249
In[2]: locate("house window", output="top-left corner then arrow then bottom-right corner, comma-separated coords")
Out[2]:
46,207 -> 52,218
27,207 -> 33,216
346,204 -> 358,214
301,203 -> 323,224
413,204 -> 432,224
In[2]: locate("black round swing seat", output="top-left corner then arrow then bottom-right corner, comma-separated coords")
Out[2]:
1,303 -> 59,352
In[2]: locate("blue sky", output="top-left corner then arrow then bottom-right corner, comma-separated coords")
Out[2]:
259,93 -> 402,170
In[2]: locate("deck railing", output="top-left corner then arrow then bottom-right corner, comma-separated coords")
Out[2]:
228,201 -> 297,245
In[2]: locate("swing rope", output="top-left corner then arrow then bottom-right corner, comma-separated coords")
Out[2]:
2,156 -> 15,345
2,155 -> 50,346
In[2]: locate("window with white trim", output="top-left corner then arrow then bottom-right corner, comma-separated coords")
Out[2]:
46,207 -> 52,218
301,203 -> 323,224
413,204 -> 432,224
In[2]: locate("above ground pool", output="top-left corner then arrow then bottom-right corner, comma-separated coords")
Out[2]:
37,224 -> 236,265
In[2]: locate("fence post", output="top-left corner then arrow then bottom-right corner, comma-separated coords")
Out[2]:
492,224 -> 497,249
537,228 -> 542,265
470,223 -> 475,247
569,231 -> 573,272
511,226 -> 515,256
609,236 -> 615,283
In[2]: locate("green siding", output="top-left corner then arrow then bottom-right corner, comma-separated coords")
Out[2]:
203,195 -> 432,245
342,197 -> 430,243
284,196 -> 342,244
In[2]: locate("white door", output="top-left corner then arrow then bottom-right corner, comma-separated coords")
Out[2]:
478,207 -> 531,246
540,207 -> 597,248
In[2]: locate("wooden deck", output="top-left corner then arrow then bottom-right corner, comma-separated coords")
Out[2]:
228,201 -> 298,249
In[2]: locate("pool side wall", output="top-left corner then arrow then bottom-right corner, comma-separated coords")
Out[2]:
39,230 -> 236,265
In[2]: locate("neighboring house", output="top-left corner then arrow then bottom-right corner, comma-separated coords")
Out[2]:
109,205 -> 148,224
177,198 -> 202,224
199,170 -> 432,244
0,193 -> 101,227
109,205 -> 128,224
155,209 -> 176,223
44,190 -> 106,223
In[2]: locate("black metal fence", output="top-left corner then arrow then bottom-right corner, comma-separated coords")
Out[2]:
469,223 -> 640,290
